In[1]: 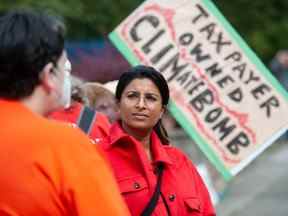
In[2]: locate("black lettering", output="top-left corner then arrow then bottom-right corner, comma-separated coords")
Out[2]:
179,33 -> 194,46
245,70 -> 260,85
217,75 -> 235,88
224,51 -> 242,62
206,63 -> 222,78
212,117 -> 236,141
130,15 -> 160,42
151,43 -> 174,64
184,75 -> 199,90
142,29 -> 165,54
199,23 -> 216,40
159,53 -> 188,82
233,63 -> 247,80
190,89 -> 214,112
228,88 -> 243,102
260,96 -> 280,118
227,132 -> 250,155
188,81 -> 205,95
211,32 -> 232,54
205,107 -> 222,123
192,4 -> 209,24
190,43 -> 211,63
251,84 -> 271,100
177,72 -> 192,86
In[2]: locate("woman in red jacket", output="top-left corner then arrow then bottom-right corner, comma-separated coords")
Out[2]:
100,65 -> 215,216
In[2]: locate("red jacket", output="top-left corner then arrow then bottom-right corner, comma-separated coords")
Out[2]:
49,102 -> 110,143
100,122 -> 215,216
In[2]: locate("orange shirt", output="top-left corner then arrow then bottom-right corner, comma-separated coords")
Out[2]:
0,99 -> 130,216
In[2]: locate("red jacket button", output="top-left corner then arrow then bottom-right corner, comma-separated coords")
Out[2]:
169,194 -> 176,201
134,182 -> 140,189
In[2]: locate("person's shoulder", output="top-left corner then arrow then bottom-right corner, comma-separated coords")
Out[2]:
42,117 -> 91,145
163,145 -> 190,163
48,103 -> 81,124
42,118 -> 101,160
163,144 -> 184,154
163,145 -> 199,172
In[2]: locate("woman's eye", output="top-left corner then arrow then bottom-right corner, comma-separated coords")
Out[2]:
127,93 -> 138,98
146,96 -> 157,101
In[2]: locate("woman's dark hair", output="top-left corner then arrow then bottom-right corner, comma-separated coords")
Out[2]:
116,65 -> 170,144
0,9 -> 65,99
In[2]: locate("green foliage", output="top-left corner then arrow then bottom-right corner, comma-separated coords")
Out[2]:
65,0 -> 143,39
0,0 -> 287,62
215,0 -> 288,62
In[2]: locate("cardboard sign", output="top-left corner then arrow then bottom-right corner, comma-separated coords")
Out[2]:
109,0 -> 288,180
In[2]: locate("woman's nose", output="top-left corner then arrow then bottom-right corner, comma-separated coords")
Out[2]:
136,96 -> 146,109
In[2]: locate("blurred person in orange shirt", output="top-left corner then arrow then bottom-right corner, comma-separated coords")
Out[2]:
0,9 -> 129,216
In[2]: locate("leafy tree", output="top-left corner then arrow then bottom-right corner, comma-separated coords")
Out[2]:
215,0 -> 288,62
1,0 -> 287,62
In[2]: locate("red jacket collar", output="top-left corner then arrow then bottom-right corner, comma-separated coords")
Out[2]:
104,122 -> 172,165
150,131 -> 172,165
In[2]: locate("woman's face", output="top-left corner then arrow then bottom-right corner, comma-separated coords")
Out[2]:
119,78 -> 164,133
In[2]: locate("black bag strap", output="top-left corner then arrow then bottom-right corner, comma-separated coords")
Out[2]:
160,192 -> 171,216
141,163 -> 164,216
77,106 -> 96,134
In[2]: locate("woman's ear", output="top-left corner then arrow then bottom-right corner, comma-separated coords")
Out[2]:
160,105 -> 167,119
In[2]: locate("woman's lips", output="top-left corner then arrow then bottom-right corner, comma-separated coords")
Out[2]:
132,113 -> 149,119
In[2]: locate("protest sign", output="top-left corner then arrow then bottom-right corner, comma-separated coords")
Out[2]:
109,0 -> 288,180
